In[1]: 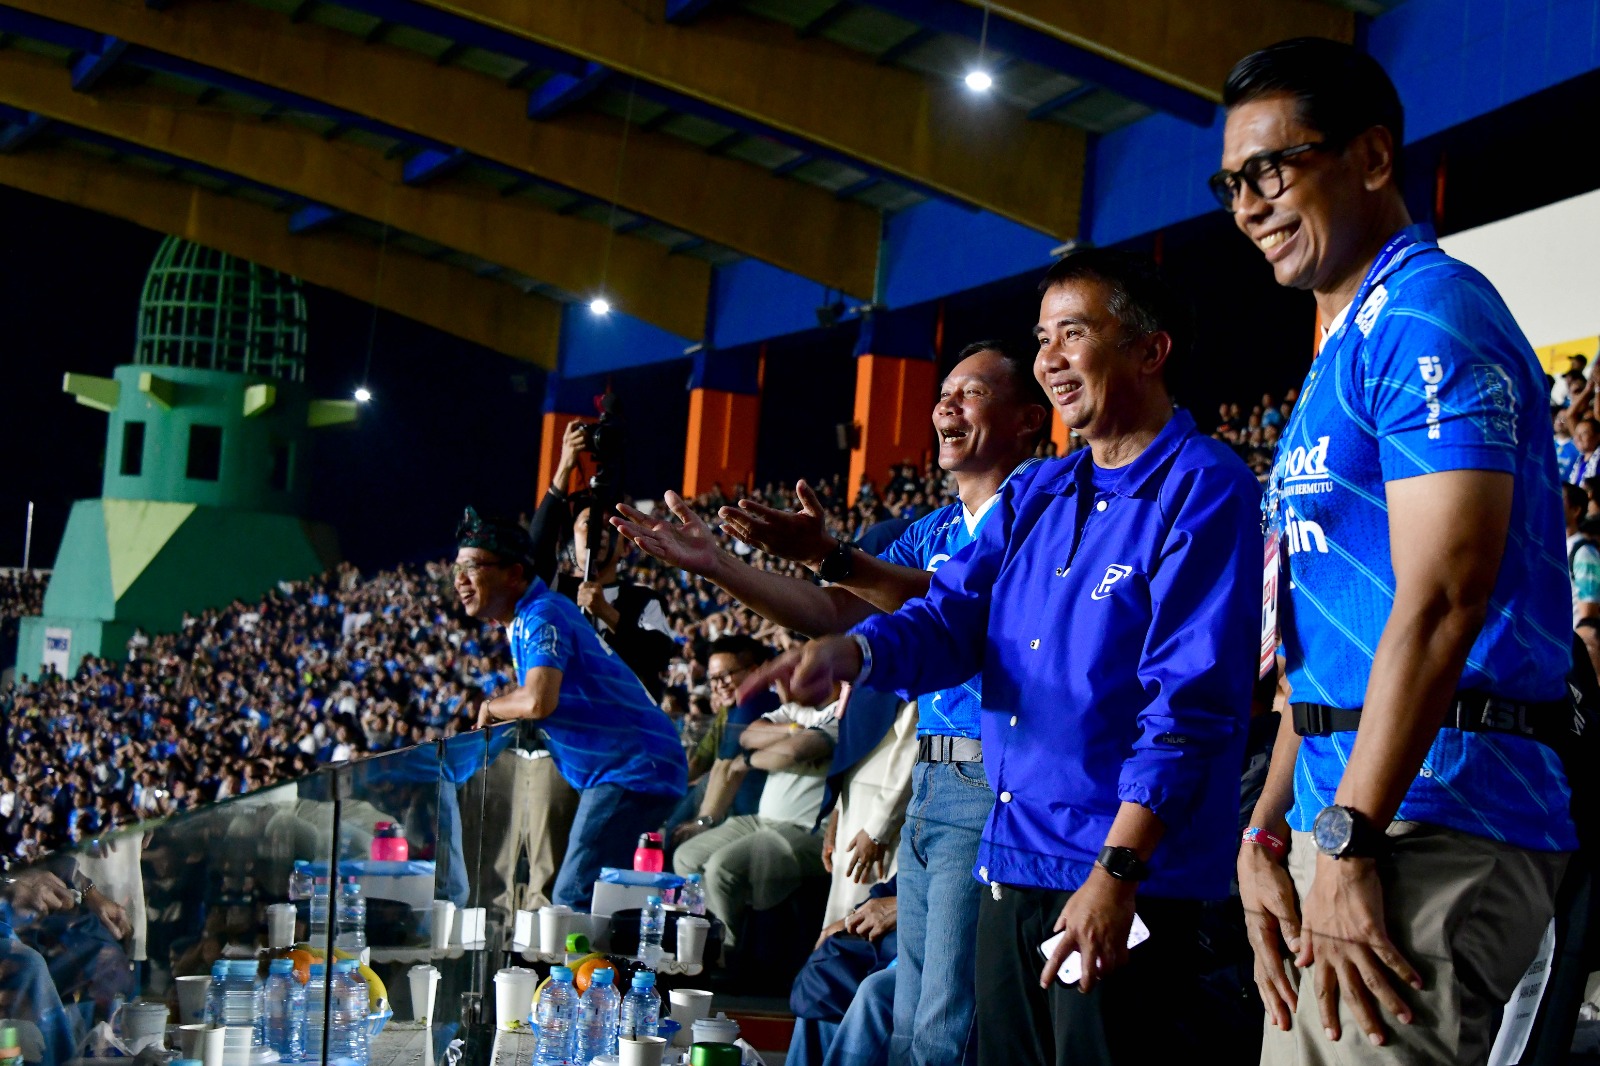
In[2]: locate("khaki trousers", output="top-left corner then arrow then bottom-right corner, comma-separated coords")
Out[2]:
1260,823 -> 1568,1066
460,750 -> 579,923
672,814 -> 825,946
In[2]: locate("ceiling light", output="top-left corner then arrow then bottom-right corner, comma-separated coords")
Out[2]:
589,297 -> 611,316
965,70 -> 993,92
353,387 -> 372,404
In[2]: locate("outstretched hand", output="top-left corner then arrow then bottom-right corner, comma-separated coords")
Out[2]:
611,491 -> 727,576
719,480 -> 835,567
737,635 -> 862,707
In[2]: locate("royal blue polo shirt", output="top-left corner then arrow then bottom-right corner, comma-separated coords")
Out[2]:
875,458 -> 1041,740
506,578 -> 687,798
1274,225 -> 1576,852
854,410 -> 1261,898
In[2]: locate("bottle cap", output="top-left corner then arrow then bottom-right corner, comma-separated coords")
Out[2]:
589,968 -> 614,987
631,971 -> 655,988
334,959 -> 356,973
565,932 -> 591,953
269,959 -> 294,974
687,874 -> 702,884
636,833 -> 656,848
309,963 -> 326,976
232,960 -> 259,976
173,1061 -> 205,1066
212,961 -> 230,976
646,895 -> 662,906
551,966 -> 574,982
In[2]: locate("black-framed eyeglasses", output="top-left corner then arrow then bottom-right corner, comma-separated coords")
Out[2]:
1207,142 -> 1335,213
707,668 -> 750,688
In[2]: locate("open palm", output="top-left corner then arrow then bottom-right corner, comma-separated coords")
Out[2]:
612,491 -> 725,575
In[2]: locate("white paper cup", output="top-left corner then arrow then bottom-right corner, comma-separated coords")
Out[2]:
538,905 -> 572,955
430,900 -> 456,952
675,916 -> 711,966
492,968 -> 537,1032
177,1023 -> 210,1058
591,1057 -> 620,1066
201,1025 -> 225,1066
618,1035 -> 667,1066
409,964 -> 441,1026
119,1000 -> 170,1044
175,975 -> 212,1025
667,988 -> 713,1047
266,903 -> 297,949
692,1013 -> 740,1046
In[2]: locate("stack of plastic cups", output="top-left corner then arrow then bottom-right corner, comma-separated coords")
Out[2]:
221,960 -> 263,1066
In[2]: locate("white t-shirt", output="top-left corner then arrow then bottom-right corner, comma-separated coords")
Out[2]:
756,699 -> 842,830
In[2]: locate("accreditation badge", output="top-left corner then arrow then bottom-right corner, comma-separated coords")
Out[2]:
1260,532 -> 1281,679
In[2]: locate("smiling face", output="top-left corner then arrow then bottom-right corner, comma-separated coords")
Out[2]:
932,349 -> 1045,474
452,547 -> 523,622
1033,278 -> 1165,441
1220,93 -> 1384,296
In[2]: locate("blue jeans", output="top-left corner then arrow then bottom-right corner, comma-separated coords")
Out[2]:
551,783 -> 679,909
825,966 -> 897,1066
890,760 -> 992,1066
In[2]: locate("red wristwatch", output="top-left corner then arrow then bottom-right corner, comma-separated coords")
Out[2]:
1241,826 -> 1288,862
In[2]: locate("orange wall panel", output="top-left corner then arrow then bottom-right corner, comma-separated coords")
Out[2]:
847,355 -> 937,496
683,389 -> 760,498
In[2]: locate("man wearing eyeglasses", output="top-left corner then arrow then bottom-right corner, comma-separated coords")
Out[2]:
1216,39 -> 1576,1062
454,508 -> 687,909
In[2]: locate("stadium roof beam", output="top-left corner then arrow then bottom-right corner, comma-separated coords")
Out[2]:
953,0 -> 1352,105
0,146 -> 562,366
0,49 -> 712,338
2,0 -> 880,299
406,0 -> 1086,237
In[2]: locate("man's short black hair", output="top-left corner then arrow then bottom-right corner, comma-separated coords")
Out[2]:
1573,354 -> 1590,370
1037,249 -> 1195,373
1564,482 -> 1588,513
953,337 -> 1051,410
1223,38 -> 1404,159
707,634 -> 770,668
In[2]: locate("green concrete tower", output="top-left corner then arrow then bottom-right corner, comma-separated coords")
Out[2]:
16,238 -> 353,678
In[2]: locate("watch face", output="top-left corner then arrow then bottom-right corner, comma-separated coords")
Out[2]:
1312,805 -> 1353,854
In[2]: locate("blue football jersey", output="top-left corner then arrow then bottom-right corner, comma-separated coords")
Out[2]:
878,459 -> 1041,738
506,579 -> 688,798
1272,225 -> 1575,851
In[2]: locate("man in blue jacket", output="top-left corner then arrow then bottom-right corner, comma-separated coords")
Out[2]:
742,250 -> 1262,1065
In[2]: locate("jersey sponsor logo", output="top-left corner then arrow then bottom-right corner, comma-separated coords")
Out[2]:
534,623 -> 561,658
1418,356 -> 1444,439
1277,435 -> 1335,497
927,554 -> 951,571
1091,564 -> 1134,601
1355,284 -> 1388,337
1471,363 -> 1518,444
1284,504 -> 1328,556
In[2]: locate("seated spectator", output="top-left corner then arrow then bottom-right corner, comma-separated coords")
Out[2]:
1571,417 -> 1600,485
672,686 -> 842,951
788,876 -> 899,1066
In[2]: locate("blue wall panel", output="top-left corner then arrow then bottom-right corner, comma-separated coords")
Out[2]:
708,258 -> 842,350
1087,110 -> 1227,249
558,305 -> 692,377
1369,0 -> 1600,142
879,200 -> 1059,307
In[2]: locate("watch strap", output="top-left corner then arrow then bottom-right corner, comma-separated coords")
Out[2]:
817,540 -> 856,582
1095,845 -> 1150,882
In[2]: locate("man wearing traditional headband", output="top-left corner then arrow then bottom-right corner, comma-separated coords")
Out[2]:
454,507 -> 688,908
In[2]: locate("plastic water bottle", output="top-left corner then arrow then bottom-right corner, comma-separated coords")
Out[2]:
304,963 -> 328,1062
335,877 -> 367,957
618,971 -> 660,1040
637,895 -> 665,966
264,958 -> 306,1061
205,960 -> 230,1027
308,878 -> 331,945
330,960 -> 370,1066
632,832 -> 665,873
533,966 -> 578,1066
679,874 -> 705,917
218,959 -> 264,1064
574,967 -> 619,1065
288,860 -> 315,901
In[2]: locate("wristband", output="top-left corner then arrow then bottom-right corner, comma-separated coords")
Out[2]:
851,633 -> 874,685
1241,826 -> 1288,862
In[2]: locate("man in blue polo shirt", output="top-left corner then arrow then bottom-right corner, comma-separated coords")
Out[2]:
736,252 -> 1262,1066
612,340 -> 1049,1066
1217,39 -> 1576,1062
455,509 -> 687,909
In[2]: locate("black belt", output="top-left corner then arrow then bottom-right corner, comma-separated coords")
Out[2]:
917,735 -> 983,763
1292,692 -> 1572,742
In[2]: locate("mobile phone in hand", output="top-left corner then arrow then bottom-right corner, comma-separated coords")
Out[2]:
1038,913 -> 1151,986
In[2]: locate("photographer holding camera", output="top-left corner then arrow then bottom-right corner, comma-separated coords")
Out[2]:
528,410 -> 678,700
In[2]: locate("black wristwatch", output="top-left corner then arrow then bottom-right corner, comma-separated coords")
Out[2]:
1095,845 -> 1150,882
1312,805 -> 1388,859
816,540 -> 857,583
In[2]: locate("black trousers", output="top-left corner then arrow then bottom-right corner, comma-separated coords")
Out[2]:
975,883 -> 1201,1066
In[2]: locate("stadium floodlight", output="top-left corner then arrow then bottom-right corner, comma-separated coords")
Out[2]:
589,297 -> 612,316
354,387 -> 372,404
965,69 -> 993,92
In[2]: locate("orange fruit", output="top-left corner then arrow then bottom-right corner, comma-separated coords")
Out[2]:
573,956 -> 614,995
